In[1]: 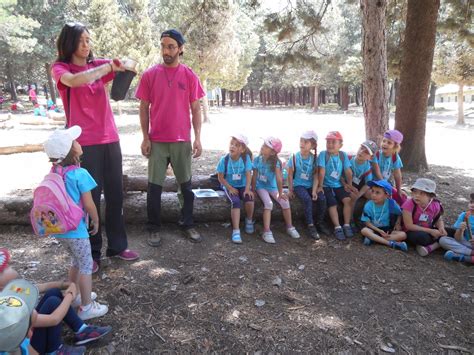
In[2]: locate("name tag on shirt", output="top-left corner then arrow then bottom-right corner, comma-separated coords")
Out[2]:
330,171 -> 339,179
353,176 -> 361,185
383,170 -> 391,179
300,173 -> 309,180
232,174 -> 242,181
419,213 -> 429,222
259,175 -> 267,183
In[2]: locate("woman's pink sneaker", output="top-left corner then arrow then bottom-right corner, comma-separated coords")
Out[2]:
116,249 -> 139,261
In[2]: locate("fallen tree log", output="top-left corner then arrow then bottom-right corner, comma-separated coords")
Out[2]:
0,144 -> 44,155
0,191 -> 308,226
123,175 -> 215,192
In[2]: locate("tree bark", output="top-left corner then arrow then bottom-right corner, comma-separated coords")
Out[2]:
45,62 -> 57,104
313,86 -> 319,111
221,89 -> 226,106
230,91 -> 234,106
361,0 -> 389,143
321,89 -> 326,104
201,80 -> 210,123
457,83 -> 465,125
250,89 -> 254,106
428,82 -> 437,107
6,62 -> 17,102
340,85 -> 350,110
394,0 -> 440,171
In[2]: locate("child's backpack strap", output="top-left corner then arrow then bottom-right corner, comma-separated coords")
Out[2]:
465,211 -> 472,240
223,153 -> 230,177
292,154 -> 296,179
388,198 -> 400,229
431,199 -> 444,226
324,151 -> 345,167
375,150 -> 396,164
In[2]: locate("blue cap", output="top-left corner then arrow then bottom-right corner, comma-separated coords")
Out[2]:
368,180 -> 392,195
161,29 -> 185,46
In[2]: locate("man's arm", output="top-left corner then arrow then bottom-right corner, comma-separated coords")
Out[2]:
190,99 -> 202,158
139,100 -> 151,157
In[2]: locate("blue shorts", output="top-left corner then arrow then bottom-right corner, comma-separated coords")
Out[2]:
323,187 -> 350,207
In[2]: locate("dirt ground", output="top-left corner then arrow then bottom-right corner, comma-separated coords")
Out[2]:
0,100 -> 473,354
1,158 -> 473,354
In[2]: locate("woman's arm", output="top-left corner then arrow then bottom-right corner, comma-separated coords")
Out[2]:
58,60 -> 123,88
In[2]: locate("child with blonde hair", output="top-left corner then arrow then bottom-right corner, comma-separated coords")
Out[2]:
316,131 -> 353,240
43,126 -> 108,320
252,137 -> 300,243
287,130 -> 326,239
217,134 -> 255,244
439,192 -> 474,263
372,129 -> 407,205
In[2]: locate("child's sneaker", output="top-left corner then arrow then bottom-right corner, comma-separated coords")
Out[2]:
316,222 -> 332,236
262,231 -> 276,244
56,344 -> 86,355
78,301 -> 109,320
343,225 -> 354,238
72,292 -> 97,308
391,241 -> 408,251
334,227 -> 346,241
74,325 -> 112,345
286,227 -> 300,239
244,219 -> 255,234
416,245 -> 433,257
231,231 -> 242,244
444,250 -> 465,262
308,225 -> 320,240
363,237 -> 373,246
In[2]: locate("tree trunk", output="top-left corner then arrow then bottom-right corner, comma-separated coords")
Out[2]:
240,89 -> 244,106
250,89 -> 254,106
313,86 -> 319,111
321,89 -> 326,104
260,90 -> 265,106
340,85 -> 349,110
201,80 -> 210,123
361,0 -> 389,143
221,89 -> 226,106
394,0 -> 440,171
428,81 -> 437,107
267,89 -> 271,105
6,62 -> 17,102
45,62 -> 57,104
229,91 -> 234,106
355,86 -> 360,106
457,83 -> 465,125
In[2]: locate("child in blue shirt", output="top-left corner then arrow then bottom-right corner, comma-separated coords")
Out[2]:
252,137 -> 300,244
316,131 -> 353,240
217,134 -> 255,244
439,192 -> 474,264
287,130 -> 326,240
360,180 -> 407,251
372,129 -> 407,205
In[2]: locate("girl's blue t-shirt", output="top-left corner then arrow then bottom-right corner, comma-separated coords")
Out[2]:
373,150 -> 403,181
350,157 -> 373,186
361,199 -> 401,228
253,155 -> 281,191
287,152 -> 316,189
216,154 -> 252,188
317,150 -> 351,188
54,167 -> 97,239
453,212 -> 474,241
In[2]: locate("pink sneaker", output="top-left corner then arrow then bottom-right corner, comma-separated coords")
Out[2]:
116,249 -> 139,261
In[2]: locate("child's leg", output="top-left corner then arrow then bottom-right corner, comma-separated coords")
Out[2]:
244,200 -> 254,220
293,186 -> 313,226
387,231 -> 407,242
323,188 -> 340,227
342,197 -> 352,225
439,236 -> 473,256
224,187 -> 242,230
361,227 -> 391,246
257,189 -> 273,231
270,190 -> 292,227
63,238 -> 93,306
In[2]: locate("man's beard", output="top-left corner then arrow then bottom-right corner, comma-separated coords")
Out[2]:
163,52 -> 179,65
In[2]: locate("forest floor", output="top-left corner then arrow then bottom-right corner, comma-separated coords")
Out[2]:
0,99 -> 473,354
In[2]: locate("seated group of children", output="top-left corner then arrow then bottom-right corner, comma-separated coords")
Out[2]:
216,130 -> 473,264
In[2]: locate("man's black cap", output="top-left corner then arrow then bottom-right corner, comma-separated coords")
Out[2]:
161,29 -> 185,46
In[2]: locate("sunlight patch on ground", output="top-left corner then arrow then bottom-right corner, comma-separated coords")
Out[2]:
149,266 -> 180,278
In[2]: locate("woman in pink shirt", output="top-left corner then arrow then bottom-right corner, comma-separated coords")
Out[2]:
51,22 -> 139,272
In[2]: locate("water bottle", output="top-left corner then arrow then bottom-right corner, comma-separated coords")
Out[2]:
111,59 -> 137,101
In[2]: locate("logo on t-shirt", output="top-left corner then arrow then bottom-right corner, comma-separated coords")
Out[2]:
178,82 -> 186,91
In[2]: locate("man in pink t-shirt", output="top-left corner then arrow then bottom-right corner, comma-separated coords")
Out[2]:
136,29 -> 205,246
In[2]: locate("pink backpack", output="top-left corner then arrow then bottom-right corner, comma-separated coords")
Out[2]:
30,165 -> 84,237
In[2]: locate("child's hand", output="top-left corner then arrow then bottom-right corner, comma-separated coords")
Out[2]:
393,224 -> 402,231
278,192 -> 288,201
400,190 -> 408,199
379,230 -> 389,238
459,222 -> 467,231
89,220 -> 99,236
287,190 -> 294,199
244,189 -> 254,200
317,186 -> 323,194
312,191 -> 319,201
228,186 -> 238,196
65,283 -> 78,299
430,229 -> 443,239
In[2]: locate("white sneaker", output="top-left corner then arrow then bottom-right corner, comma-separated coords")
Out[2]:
262,231 -> 276,244
77,301 -> 109,320
286,227 -> 300,239
72,292 -> 97,308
